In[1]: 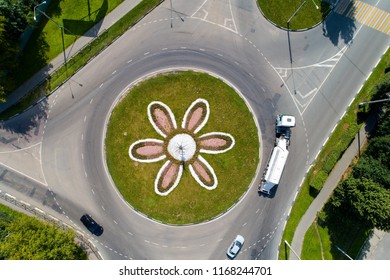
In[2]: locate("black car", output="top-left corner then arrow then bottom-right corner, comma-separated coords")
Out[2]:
80,214 -> 103,236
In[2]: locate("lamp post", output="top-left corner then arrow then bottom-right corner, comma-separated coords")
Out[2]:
311,0 -> 319,10
358,95 -> 390,107
170,0 -> 173,28
33,1 -> 46,21
287,1 -> 307,26
284,240 -> 301,260
286,1 -> 306,95
335,244 -> 353,260
33,1 -> 74,68
169,0 -> 184,28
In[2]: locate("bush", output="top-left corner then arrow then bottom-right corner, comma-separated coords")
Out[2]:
310,170 -> 328,193
316,210 -> 327,226
352,156 -> 390,188
365,136 -> 390,169
322,150 -> 340,174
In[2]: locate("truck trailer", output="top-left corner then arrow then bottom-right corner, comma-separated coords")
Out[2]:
259,115 -> 295,196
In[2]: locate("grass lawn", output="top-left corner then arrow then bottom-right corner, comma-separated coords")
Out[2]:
301,223 -> 323,260
301,221 -> 332,260
279,48 -> 390,259
257,0 -> 331,30
105,72 -> 259,224
17,0 -> 125,84
302,209 -> 371,260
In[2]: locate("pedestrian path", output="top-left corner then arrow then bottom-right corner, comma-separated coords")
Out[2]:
334,0 -> 390,35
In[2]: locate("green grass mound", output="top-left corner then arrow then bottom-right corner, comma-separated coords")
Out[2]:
105,72 -> 259,224
258,0 -> 331,30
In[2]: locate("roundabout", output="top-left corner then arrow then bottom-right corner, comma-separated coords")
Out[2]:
37,6 -> 307,258
3,0 -> 358,260
48,44 -> 291,260
0,0 -> 388,262
105,71 -> 260,224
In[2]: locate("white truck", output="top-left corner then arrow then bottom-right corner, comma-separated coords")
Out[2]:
258,115 -> 295,196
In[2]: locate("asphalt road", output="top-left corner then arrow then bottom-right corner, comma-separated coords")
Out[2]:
0,0 -> 389,260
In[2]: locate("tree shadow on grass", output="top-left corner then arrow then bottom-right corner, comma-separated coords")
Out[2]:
63,0 -> 108,37
46,0 -> 64,18
320,202 -> 371,260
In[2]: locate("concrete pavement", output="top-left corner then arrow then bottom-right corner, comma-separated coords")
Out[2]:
358,229 -> 390,260
0,0 -> 145,114
289,112 -> 389,260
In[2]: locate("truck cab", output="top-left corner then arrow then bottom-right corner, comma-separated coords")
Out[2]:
275,114 -> 296,146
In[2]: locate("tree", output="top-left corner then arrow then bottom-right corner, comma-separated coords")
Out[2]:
0,215 -> 87,260
375,110 -> 390,137
0,84 -> 5,103
0,0 -> 38,39
0,1 -> 41,100
331,177 -> 390,231
365,136 -> 390,169
0,14 -> 18,98
371,71 -> 390,102
352,156 -> 390,188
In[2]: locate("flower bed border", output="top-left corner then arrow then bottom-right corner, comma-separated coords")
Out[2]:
105,71 -> 260,224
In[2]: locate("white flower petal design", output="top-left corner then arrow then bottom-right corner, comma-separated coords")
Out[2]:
198,132 -> 235,154
189,155 -> 218,190
148,101 -> 177,138
182,98 -> 210,134
129,98 -> 234,196
155,160 -> 183,196
129,139 -> 166,163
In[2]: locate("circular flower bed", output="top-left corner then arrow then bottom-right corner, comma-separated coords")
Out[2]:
129,98 -> 235,196
106,72 -> 259,224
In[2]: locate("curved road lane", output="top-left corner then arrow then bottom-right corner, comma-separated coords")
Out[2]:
0,0 -> 389,260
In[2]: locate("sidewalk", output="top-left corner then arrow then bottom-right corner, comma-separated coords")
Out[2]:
357,229 -> 389,260
289,113 -> 386,260
0,0 -> 143,114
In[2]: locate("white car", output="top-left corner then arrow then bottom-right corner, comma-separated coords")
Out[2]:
226,235 -> 245,259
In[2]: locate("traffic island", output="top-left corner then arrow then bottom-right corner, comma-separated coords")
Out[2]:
105,71 -> 260,225
257,0 -> 332,31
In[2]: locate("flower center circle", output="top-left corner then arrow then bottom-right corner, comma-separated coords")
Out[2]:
167,133 -> 197,161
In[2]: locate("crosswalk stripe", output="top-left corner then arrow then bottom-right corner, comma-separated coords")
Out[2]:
383,18 -> 390,34
367,9 -> 382,27
363,5 -> 378,24
374,12 -> 387,30
378,14 -> 389,32
345,2 -> 354,17
338,0 -> 352,15
362,4 -> 373,22
383,19 -> 388,31
335,0 -> 390,35
385,21 -> 390,34
350,1 -> 364,18
355,3 -> 369,21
